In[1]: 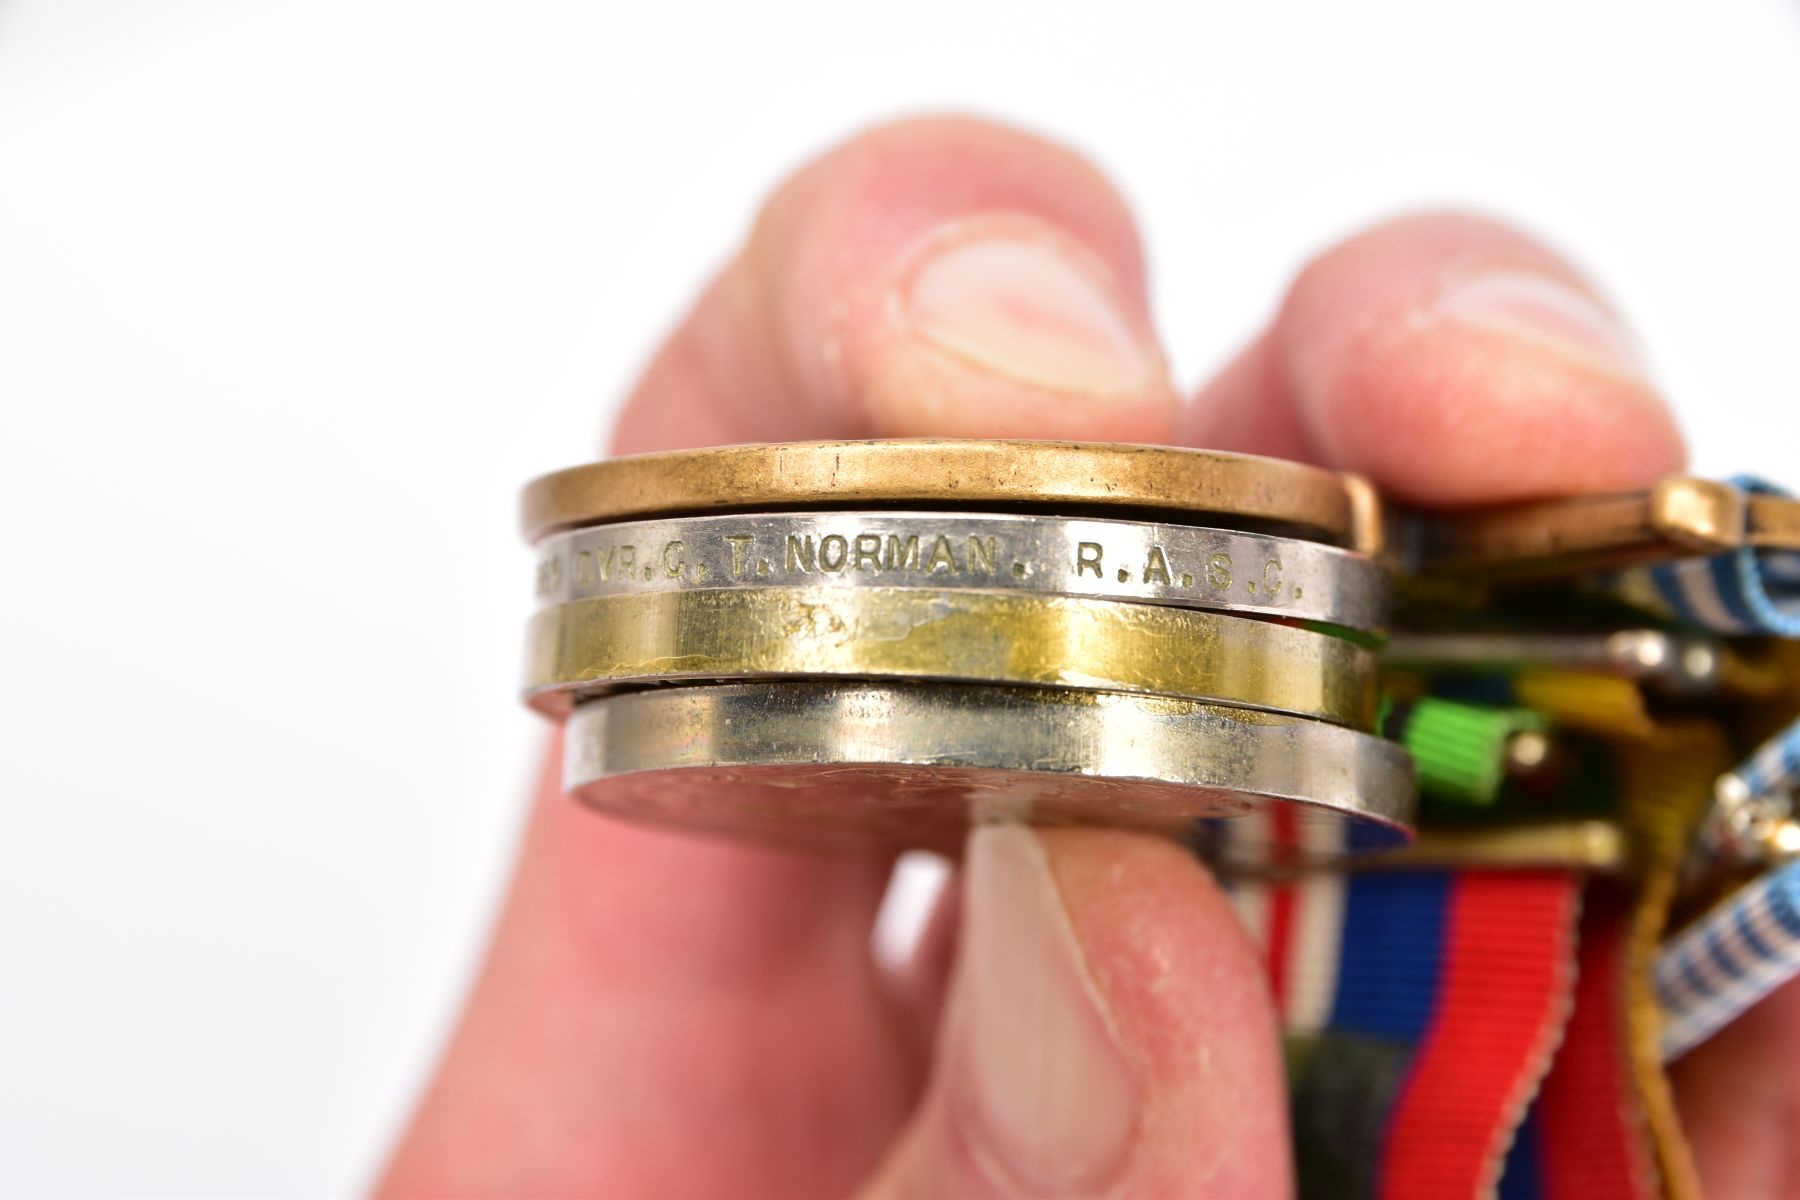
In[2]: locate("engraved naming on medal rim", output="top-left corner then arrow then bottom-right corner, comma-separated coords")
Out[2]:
536,530 -> 1278,594
531,511 -> 1389,631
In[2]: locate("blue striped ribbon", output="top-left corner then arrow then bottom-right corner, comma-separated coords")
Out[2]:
1726,714 -> 1800,803
1656,859 -> 1800,1060
1612,477 -> 1800,636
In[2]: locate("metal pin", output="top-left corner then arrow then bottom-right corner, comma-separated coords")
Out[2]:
1381,629 -> 1727,693
1695,718 -> 1800,867
1402,477 -> 1800,580
1219,819 -> 1630,878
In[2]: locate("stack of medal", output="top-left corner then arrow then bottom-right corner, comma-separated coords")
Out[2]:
1220,474 -> 1800,1199
518,447 -> 1800,1200
519,440 -> 1414,859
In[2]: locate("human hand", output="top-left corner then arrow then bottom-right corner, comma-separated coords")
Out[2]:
378,115 -> 1744,1198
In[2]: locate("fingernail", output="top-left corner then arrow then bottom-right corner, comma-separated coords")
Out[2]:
1433,266 -> 1644,376
955,824 -> 1139,1193
902,225 -> 1160,395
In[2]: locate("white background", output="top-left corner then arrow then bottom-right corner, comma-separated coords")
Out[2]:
2,2 -> 1797,1194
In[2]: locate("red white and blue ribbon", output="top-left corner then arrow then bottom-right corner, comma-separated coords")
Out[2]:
1224,819 -> 1581,1198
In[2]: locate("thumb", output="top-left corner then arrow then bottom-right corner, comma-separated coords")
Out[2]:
859,825 -> 1292,1199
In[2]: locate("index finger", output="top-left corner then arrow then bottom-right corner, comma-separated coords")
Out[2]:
385,114 -> 1208,1199
1183,211 -> 1687,501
